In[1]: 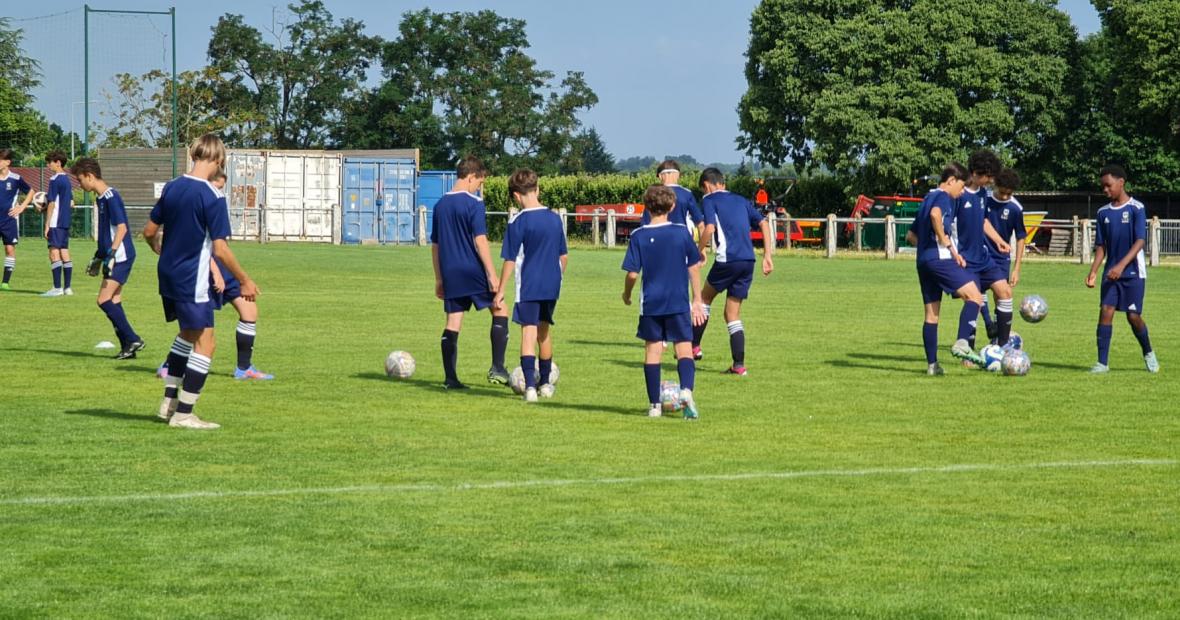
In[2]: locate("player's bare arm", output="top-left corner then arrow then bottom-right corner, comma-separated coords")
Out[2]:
622,271 -> 638,305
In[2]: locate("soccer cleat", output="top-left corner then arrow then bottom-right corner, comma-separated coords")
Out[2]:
950,339 -> 985,367
0,283 -> 10,291
39,288 -> 63,297
647,404 -> 662,418
443,380 -> 470,390
157,397 -> 178,421
692,346 -> 703,361
680,389 -> 699,420
985,322 -> 998,341
234,365 -> 274,381
538,384 -> 556,399
157,363 -> 169,379
927,363 -> 945,376
115,340 -> 146,360
63,288 -> 74,296
723,366 -> 748,376
1089,363 -> 1110,374
524,387 -> 538,403
487,366 -> 510,386
168,413 -> 220,430
1144,352 -> 1160,373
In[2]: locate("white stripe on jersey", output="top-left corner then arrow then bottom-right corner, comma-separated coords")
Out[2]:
196,232 -> 213,303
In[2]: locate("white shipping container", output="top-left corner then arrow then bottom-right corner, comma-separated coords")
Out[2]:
264,151 -> 342,242
226,150 -> 266,241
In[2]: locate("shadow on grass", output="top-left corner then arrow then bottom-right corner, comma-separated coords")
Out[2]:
1031,360 -> 1108,371
567,339 -> 631,348
825,359 -> 926,375
0,347 -> 105,358
530,400 -> 649,417
64,408 -> 159,424
883,341 -> 927,349
351,372 -> 514,398
847,352 -> 921,364
605,359 -> 648,370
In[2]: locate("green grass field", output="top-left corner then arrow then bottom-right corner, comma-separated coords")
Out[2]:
2,243 -> 1178,618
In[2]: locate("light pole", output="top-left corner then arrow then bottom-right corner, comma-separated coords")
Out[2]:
71,100 -> 98,160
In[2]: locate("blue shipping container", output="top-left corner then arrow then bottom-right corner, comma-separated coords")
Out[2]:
342,157 -> 417,244
417,170 -> 458,240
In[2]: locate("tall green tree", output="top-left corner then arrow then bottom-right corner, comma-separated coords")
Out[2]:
566,128 -> 616,174
207,0 -> 380,149
0,17 -> 60,161
339,9 -> 598,172
738,0 -> 1076,193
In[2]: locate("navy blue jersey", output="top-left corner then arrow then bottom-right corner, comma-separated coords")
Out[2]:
46,173 -> 73,229
1095,198 -> 1147,281
951,186 -> 991,271
913,189 -> 956,264
149,175 -> 231,302
701,190 -> 765,263
97,188 -> 135,263
501,206 -> 567,302
1,172 -> 31,226
985,195 -> 1027,265
621,222 -> 700,316
641,185 -> 704,228
431,191 -> 491,299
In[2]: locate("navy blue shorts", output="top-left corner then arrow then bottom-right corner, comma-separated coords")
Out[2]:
917,259 -> 975,304
974,264 -> 1010,291
46,227 -> 69,249
1100,278 -> 1146,313
102,259 -> 134,285
707,260 -> 755,299
513,300 -> 557,326
444,292 -> 495,314
162,297 -> 216,330
213,275 -> 241,310
637,312 -> 692,343
0,221 -> 18,246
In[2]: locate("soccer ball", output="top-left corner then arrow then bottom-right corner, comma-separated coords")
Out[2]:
660,380 -> 683,412
1001,349 -> 1031,376
509,361 -> 560,395
980,344 -> 1005,372
1020,295 -> 1048,323
990,331 -> 1022,351
32,191 -> 47,211
384,350 -> 415,378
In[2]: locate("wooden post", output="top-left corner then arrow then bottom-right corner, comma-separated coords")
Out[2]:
825,214 -> 837,258
1150,216 -> 1160,267
558,208 -> 568,244
854,215 -> 863,252
1071,215 -> 1080,257
418,206 -> 428,246
767,212 -> 778,250
606,211 -> 617,249
1080,218 -> 1092,264
783,214 -> 792,250
885,215 -> 897,259
592,212 -> 601,247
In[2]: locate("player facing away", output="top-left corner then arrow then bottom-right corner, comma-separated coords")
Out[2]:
494,169 -> 568,402
640,159 -> 705,240
0,149 -> 35,291
1086,165 -> 1158,374
984,168 -> 1027,327
432,155 -> 511,390
143,134 -> 260,430
41,150 -> 75,297
691,167 -> 774,375
905,163 -> 987,375
622,185 -> 707,419
951,150 -> 1013,351
72,158 -> 145,360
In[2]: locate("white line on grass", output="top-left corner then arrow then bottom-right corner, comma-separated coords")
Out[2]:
1,459 -> 1174,508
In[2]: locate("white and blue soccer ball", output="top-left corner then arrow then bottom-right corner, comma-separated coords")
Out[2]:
980,344 -> 1005,372
384,350 -> 415,379
990,331 -> 1022,351
1001,349 -> 1031,376
660,380 -> 683,412
1020,295 -> 1049,323
510,361 -> 561,395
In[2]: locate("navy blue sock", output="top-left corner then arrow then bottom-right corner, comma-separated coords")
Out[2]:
996,298 -> 1014,347
441,330 -> 459,383
980,301 -> 994,329
521,355 -> 537,389
958,302 -> 981,343
63,261 -> 73,289
644,363 -> 660,406
1132,324 -> 1153,355
727,320 -> 745,367
236,321 -> 256,370
490,316 -> 509,372
538,358 -> 553,386
99,301 -> 123,345
164,336 -> 192,400
108,302 -> 140,344
51,261 -> 62,288
923,322 -> 939,364
1097,325 -> 1113,365
3,256 -> 13,283
677,357 -> 695,391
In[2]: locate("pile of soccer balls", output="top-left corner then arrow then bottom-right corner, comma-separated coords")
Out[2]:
509,362 -> 561,394
976,294 -> 1047,376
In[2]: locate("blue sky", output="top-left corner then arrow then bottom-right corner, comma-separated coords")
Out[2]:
10,1 -> 1102,163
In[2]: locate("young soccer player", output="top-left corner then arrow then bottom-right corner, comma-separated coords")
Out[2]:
906,162 -> 987,375
622,184 -> 706,418
951,150 -> 1013,351
72,158 -> 145,359
432,155 -> 510,390
494,169 -> 568,402
691,167 -> 774,375
143,134 -> 259,429
985,168 -> 1027,326
640,159 -> 705,240
1086,165 -> 1158,373
41,150 -> 75,297
0,149 -> 34,290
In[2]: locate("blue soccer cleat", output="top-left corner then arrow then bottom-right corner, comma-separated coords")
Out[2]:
235,365 -> 274,381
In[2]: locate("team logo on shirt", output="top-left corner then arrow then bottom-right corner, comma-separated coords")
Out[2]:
4,182 -> 10,190
1122,211 -> 1130,223
1001,209 -> 1010,220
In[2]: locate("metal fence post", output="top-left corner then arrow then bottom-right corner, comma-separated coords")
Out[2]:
418,206 -> 428,246
1150,216 -> 1161,266
592,212 -> 601,247
332,203 -> 342,245
783,215 -> 792,250
1071,216 -> 1080,257
885,215 -> 896,259
91,204 -> 99,241
767,212 -> 777,250
558,208 -> 568,244
1080,219 -> 1092,264
825,214 -> 837,258
606,211 -> 617,249
854,215 -> 863,252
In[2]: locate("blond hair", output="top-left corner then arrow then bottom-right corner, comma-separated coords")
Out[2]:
189,133 -> 226,166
